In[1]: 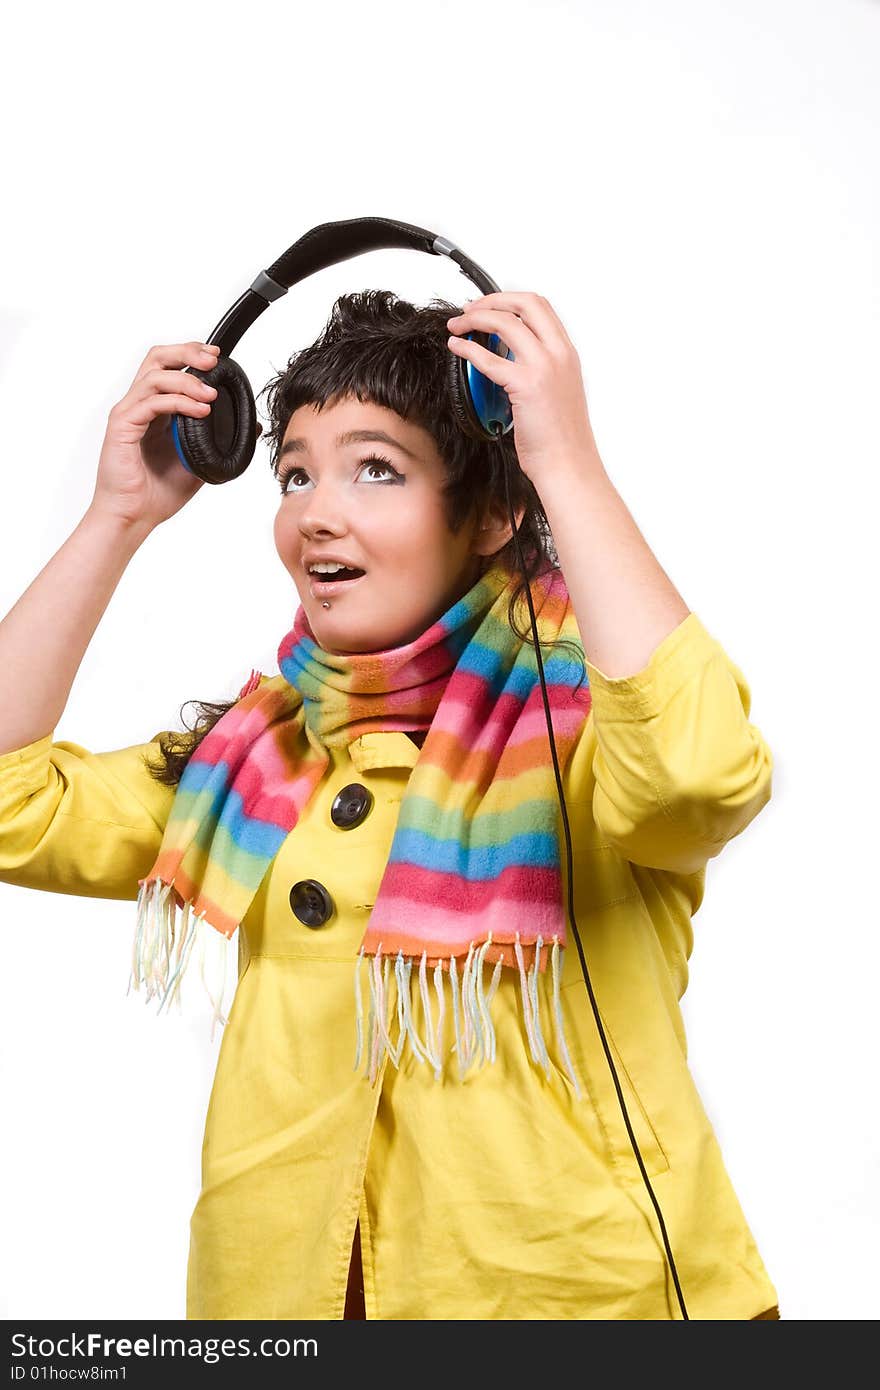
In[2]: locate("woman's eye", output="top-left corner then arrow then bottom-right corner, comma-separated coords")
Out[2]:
276,466 -> 314,494
362,457 -> 397,481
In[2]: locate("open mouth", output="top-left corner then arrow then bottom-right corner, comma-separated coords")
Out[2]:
308,567 -> 366,598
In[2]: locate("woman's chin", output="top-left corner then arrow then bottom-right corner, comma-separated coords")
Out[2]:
312,610 -> 428,656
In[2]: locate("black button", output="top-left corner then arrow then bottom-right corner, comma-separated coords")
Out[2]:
330,782 -> 374,830
289,879 -> 334,929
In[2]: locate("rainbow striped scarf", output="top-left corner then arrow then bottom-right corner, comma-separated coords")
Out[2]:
131,557 -> 591,1086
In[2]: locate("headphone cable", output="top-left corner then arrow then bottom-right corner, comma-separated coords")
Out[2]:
499,439 -> 690,1321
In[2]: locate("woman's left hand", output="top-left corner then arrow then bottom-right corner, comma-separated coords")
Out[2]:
446,292 -> 599,484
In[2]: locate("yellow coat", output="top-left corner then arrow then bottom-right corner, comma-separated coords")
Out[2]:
0,612 -> 779,1320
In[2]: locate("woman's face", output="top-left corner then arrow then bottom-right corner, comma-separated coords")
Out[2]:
273,395 -> 518,655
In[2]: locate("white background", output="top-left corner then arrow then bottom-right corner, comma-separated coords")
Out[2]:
0,0 -> 877,1322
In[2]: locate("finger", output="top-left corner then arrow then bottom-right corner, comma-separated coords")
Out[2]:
458,292 -> 572,352
134,341 -> 220,383
125,392 -> 215,428
446,332 -> 518,389
447,307 -> 535,362
130,367 -> 218,405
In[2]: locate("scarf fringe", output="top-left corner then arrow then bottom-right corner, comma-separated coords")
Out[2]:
128,878 -> 235,1043
354,933 -> 583,1098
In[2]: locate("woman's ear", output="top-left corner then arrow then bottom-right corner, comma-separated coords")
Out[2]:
473,501 -> 526,558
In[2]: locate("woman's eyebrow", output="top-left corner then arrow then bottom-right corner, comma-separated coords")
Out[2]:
277,429 -> 421,463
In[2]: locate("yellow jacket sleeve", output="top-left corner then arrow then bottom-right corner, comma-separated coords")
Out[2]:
0,729 -> 180,900
585,611 -> 773,874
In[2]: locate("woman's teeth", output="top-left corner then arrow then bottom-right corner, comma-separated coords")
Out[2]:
309,564 -> 364,579
307,566 -> 367,595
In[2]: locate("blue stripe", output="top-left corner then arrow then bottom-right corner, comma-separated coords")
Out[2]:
218,787 -> 291,857
388,827 -> 559,876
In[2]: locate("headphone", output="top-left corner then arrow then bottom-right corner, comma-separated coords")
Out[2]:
171,216 -> 689,1319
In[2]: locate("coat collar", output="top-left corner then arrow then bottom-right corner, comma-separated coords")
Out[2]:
347,732 -> 421,773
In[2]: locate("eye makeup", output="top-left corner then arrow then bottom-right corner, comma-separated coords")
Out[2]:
276,453 -> 404,494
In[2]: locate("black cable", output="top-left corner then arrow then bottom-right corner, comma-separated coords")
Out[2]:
497,434 -> 690,1321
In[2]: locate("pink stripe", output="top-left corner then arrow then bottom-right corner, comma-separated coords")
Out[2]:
192,716 -> 325,827
239,764 -> 322,826
375,860 -> 560,912
363,887 -> 566,949
427,666 -> 585,725
193,687 -> 291,750
232,749 -> 323,824
380,641 -> 459,689
430,688 -> 585,742
362,674 -> 447,718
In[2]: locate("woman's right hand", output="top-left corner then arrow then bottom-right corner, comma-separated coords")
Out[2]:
89,341 -> 223,531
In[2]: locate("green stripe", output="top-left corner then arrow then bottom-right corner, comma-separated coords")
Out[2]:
396,794 -> 553,845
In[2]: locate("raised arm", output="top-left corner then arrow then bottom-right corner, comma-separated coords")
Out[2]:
0,509 -> 150,754
0,339 -> 219,755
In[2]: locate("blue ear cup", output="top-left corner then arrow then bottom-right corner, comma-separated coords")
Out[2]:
446,330 -> 515,441
171,353 -> 259,485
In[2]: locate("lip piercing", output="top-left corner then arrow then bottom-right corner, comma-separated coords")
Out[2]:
322,601 -> 331,608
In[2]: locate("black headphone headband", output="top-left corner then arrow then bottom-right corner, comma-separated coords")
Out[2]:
206,216 -> 500,360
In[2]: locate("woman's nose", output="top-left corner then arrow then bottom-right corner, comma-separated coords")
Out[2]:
295,483 -> 351,536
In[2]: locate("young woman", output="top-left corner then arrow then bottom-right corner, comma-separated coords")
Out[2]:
0,289 -> 780,1320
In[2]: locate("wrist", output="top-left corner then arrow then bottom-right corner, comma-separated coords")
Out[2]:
528,442 -> 610,504
81,504 -> 154,554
